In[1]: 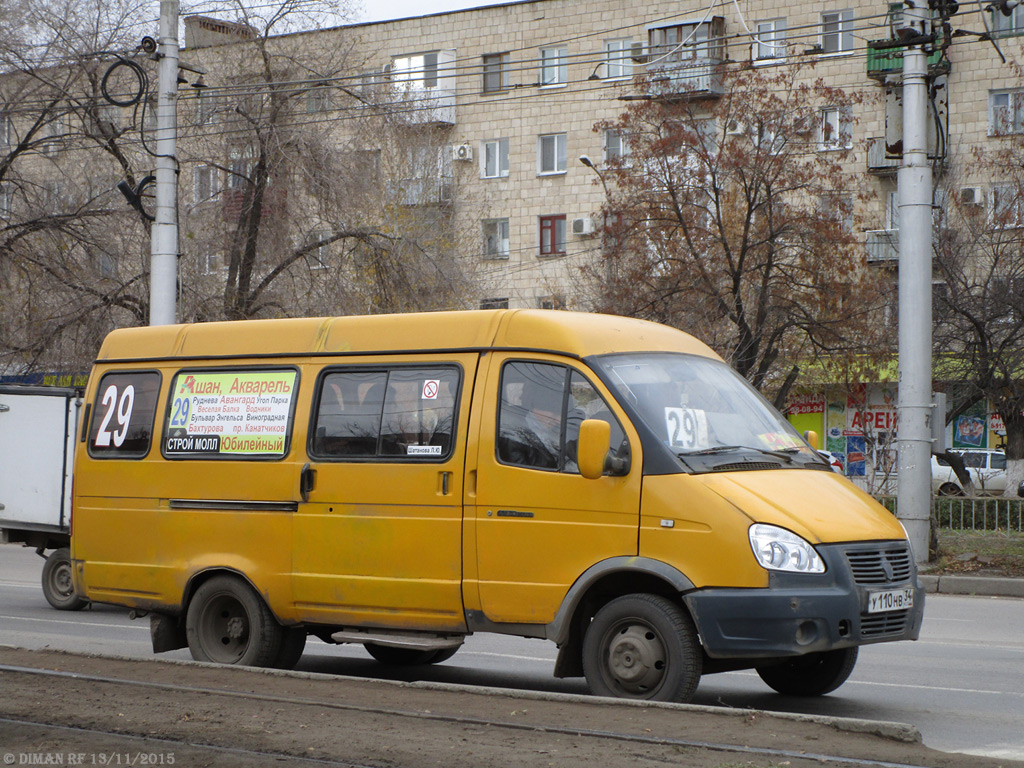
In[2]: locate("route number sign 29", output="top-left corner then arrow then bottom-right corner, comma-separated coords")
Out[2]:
88,371 -> 161,458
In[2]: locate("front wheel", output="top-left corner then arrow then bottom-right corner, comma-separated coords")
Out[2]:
41,548 -> 87,611
186,575 -> 284,667
937,482 -> 963,497
756,647 -> 858,697
582,594 -> 702,703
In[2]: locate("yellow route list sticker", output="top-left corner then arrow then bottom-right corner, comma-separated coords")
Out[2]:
164,370 -> 297,457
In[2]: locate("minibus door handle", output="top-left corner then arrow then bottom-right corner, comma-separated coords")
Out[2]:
300,463 -> 317,502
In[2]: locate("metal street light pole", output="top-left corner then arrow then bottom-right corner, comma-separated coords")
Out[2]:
897,0 -> 934,562
150,0 -> 180,326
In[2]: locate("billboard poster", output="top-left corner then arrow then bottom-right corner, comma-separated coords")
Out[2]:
953,400 -> 988,449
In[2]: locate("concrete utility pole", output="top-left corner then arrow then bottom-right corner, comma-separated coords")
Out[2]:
150,0 -> 180,326
896,0 -> 934,562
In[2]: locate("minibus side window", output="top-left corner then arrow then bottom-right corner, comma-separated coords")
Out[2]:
87,371 -> 161,458
497,362 -> 626,474
312,367 -> 459,460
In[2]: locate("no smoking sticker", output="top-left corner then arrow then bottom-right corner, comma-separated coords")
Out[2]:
422,379 -> 440,400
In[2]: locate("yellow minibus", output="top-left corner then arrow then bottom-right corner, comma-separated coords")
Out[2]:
71,310 -> 923,702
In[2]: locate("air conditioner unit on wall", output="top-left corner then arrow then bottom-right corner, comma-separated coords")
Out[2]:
452,143 -> 473,161
960,186 -> 984,207
571,216 -> 595,236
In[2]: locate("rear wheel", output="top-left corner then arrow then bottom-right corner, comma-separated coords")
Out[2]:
938,482 -> 963,497
274,627 -> 307,670
186,575 -> 284,667
582,594 -> 702,703
41,548 -> 87,611
756,647 -> 858,697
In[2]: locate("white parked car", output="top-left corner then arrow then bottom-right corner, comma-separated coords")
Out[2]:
931,450 -> 1007,496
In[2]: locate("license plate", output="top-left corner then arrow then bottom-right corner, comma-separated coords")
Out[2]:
867,588 -> 915,614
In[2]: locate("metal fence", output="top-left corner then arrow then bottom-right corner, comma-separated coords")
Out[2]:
875,496 -> 1024,533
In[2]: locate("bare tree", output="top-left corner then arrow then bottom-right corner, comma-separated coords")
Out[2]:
934,145 -> 1024,497
0,0 -> 155,374
179,0 -> 472,322
585,65 -> 890,406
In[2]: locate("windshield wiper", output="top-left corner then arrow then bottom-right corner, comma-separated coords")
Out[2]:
677,445 -> 796,462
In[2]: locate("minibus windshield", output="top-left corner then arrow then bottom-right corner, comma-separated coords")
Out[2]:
596,352 -> 821,468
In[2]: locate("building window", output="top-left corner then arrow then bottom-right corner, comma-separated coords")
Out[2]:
483,53 -> 510,93
648,21 -> 722,62
818,107 -> 851,150
392,52 -> 440,89
537,294 -> 566,310
195,90 -> 217,126
479,297 -> 509,309
306,86 -> 332,113
482,138 -> 509,178
990,89 -> 1024,135
483,218 -> 510,258
756,19 -> 787,59
193,166 -> 220,204
0,183 -> 12,219
540,47 -> 568,87
538,133 -> 567,175
306,230 -> 331,268
991,184 -> 1024,228
604,39 -> 635,79
228,155 -> 250,189
539,214 -> 566,256
199,248 -> 221,275
604,129 -> 631,163
991,2 -> 1024,35
821,10 -> 854,53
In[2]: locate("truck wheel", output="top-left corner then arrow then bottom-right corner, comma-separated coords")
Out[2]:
364,643 -> 450,665
756,647 -> 858,696
186,575 -> 283,667
937,483 -> 963,497
41,548 -> 87,611
582,594 -> 702,703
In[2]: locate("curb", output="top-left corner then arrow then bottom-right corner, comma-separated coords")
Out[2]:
919,574 -> 1024,598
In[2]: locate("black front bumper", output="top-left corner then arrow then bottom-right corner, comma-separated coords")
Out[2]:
683,541 -> 925,659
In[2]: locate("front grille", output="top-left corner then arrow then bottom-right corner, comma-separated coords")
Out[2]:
861,610 -> 911,637
846,545 -> 913,585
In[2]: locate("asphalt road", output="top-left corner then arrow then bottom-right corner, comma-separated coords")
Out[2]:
2,542 -> 1023,760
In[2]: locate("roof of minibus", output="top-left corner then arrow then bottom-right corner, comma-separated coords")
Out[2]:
94,310 -> 722,362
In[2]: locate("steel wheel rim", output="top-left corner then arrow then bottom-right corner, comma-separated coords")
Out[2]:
197,592 -> 250,663
600,620 -> 667,697
49,562 -> 74,598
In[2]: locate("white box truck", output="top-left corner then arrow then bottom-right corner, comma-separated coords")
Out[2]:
0,385 -> 86,610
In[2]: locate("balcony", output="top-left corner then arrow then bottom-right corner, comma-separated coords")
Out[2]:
867,137 -> 900,175
393,176 -> 453,206
866,40 -> 949,80
645,58 -> 725,99
385,85 -> 456,126
865,229 -> 899,263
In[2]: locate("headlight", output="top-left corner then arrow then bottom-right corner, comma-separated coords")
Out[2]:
749,524 -> 825,574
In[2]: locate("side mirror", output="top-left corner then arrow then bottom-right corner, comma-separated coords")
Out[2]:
578,419 -> 612,480
804,430 -> 819,451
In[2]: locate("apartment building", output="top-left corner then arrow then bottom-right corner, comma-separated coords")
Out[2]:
166,0 -> 1024,314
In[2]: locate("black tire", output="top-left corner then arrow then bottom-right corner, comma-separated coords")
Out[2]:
938,483 -> 963,497
274,627 -> 307,670
364,643 -> 451,666
582,594 -> 702,703
41,548 -> 87,611
428,645 -> 460,664
185,575 -> 284,667
756,647 -> 858,697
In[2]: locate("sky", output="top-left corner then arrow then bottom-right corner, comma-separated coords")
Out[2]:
356,0 -> 494,23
